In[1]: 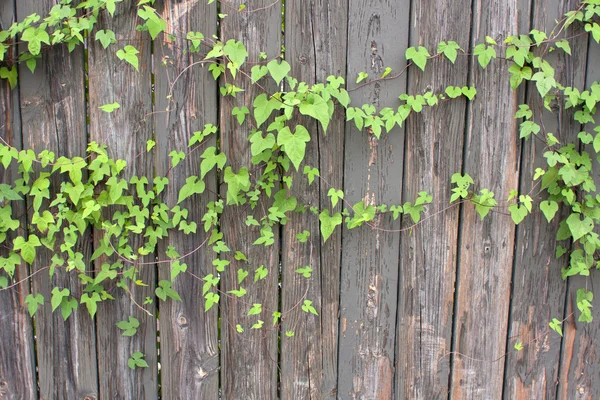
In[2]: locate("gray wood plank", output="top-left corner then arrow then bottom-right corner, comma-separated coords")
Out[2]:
556,28 -> 600,400
88,2 -> 157,399
503,0 -> 588,397
153,1 -> 219,398
450,0 -> 529,397
0,4 -> 37,399
396,0 -> 471,397
337,1 -> 409,398
16,1 -> 98,398
279,1 -> 347,399
218,2 -> 282,399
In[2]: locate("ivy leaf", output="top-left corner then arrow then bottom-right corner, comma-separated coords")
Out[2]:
319,210 -> 342,243
356,72 -> 368,83
200,147 -> 227,179
223,167 -> 251,205
566,213 -> 594,241
555,39 -> 571,55
95,30 -> 116,49
251,320 -> 264,329
437,41 -> 461,63
298,93 -> 330,133
116,316 -> 140,337
295,266 -> 312,278
381,67 -> 392,78
277,125 -> 310,171
301,299 -> 318,315
51,287 -> 69,312
138,6 -> 167,40
267,59 -> 291,85
21,27 -> 50,56
248,303 -> 262,316
177,176 -> 205,204
253,93 -> 281,128
473,43 -> 496,69
13,235 -> 41,265
405,46 -> 430,71
251,65 -> 269,82
0,66 -> 17,89
461,86 -> 477,100
99,102 -> 120,113
25,293 -> 44,317
232,106 -> 249,125
327,188 -> 344,207
80,292 -> 101,318
171,260 -> 187,281
549,318 -> 563,336
237,269 -> 249,284
508,203 -> 528,225
303,166 -> 320,184
296,230 -> 310,243
539,200 -> 558,222
254,265 -> 268,282
169,150 -> 185,168
445,86 -> 462,98
116,45 -> 140,71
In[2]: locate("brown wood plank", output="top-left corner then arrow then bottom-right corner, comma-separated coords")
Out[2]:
279,1 -> 347,398
557,32 -> 600,400
218,2 -> 282,399
0,4 -> 37,399
88,3 -> 157,399
450,0 -> 530,397
16,1 -> 98,398
153,1 -> 219,398
503,0 -> 588,397
396,0 -> 472,397
337,1 -> 409,398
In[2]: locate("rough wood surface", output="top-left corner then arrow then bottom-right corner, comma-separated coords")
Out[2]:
396,0 -> 471,397
450,0 -> 528,397
0,3 -> 37,399
16,1 -> 98,398
503,0 -> 588,397
337,1 -> 409,398
557,37 -> 600,400
88,2 -> 157,399
218,1 -> 281,398
153,1 -> 219,398
279,0 -> 347,398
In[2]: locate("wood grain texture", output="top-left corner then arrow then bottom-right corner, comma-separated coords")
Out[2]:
279,1 -> 347,398
153,1 -> 219,398
0,3 -> 37,399
218,1 -> 281,399
338,1 -> 408,398
396,0 -> 471,397
503,0 -> 588,397
88,3 -> 157,399
16,1 -> 98,399
557,34 -> 600,400
450,0 -> 529,397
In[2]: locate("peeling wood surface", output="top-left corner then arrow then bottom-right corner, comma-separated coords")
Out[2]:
88,2 -> 157,399
0,3 -> 37,399
396,0 -> 471,398
279,0 -> 347,398
218,1 -> 281,398
153,1 -> 219,399
17,1 -> 98,399
504,0 -> 588,398
338,1 -> 409,398
450,0 -> 528,397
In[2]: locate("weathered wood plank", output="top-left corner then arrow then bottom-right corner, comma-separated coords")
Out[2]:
337,1 -> 409,398
396,0 -> 471,397
450,0 -> 529,397
218,2 -> 281,399
557,35 -> 600,400
279,1 -> 347,398
0,4 -> 37,399
503,0 -> 588,397
153,1 -> 219,398
16,1 -> 98,398
88,3 -> 157,399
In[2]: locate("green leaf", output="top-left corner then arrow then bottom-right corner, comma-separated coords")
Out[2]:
137,6 -> 167,40
277,125 -> 310,171
177,176 -> 205,204
298,93 -> 330,133
21,27 -> 50,56
169,150 -> 185,167
51,287 -> 69,312
251,320 -> 264,329
296,230 -> 310,243
25,293 -> 44,317
356,72 -> 368,83
267,59 -> 291,85
549,318 -> 563,336
381,67 -> 392,78
253,93 -> 281,128
514,341 -> 523,351
200,147 -> 227,179
237,268 -> 249,284
437,41 -> 461,63
251,65 -> 269,82
80,293 -> 100,318
99,102 -> 120,113
539,200 -> 558,222
295,266 -> 312,278
301,299 -> 318,315
171,260 -> 187,281
248,303 -> 262,316
0,67 -> 17,89
223,167 -> 251,205
327,188 -> 344,207
405,46 -> 430,71
319,210 -> 342,243
254,265 -> 268,282
13,235 -> 41,265
116,45 -> 140,71
95,30 -> 116,49
461,86 -> 476,100
117,316 -> 140,337
232,106 -> 249,125
473,43 -> 496,69
566,213 -> 594,241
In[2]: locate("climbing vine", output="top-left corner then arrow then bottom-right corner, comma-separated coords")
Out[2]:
0,0 -> 599,366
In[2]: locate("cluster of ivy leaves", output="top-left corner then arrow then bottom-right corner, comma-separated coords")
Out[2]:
1,0 -> 600,365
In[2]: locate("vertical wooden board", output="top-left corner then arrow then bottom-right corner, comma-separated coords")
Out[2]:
504,0 -> 588,397
280,1 -> 347,399
16,1 -> 98,398
557,37 -> 600,400
88,3 -> 157,399
450,0 -> 527,397
218,2 -> 281,399
338,1 -> 408,398
0,4 -> 37,399
153,1 -> 219,398
396,0 -> 471,397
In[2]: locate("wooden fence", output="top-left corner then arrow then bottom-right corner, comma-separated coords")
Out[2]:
1,0 -> 599,399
